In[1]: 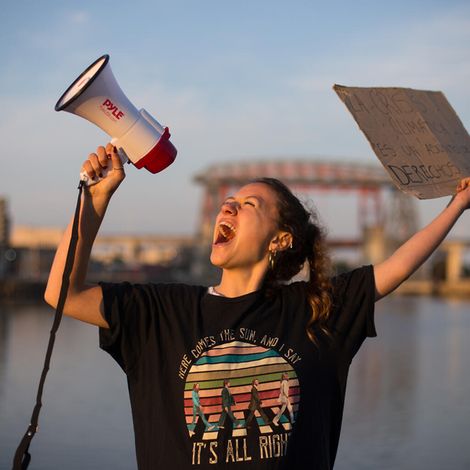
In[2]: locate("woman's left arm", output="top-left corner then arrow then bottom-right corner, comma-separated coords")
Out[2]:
374,177 -> 470,301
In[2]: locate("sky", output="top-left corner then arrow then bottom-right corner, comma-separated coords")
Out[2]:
1,0 -> 470,239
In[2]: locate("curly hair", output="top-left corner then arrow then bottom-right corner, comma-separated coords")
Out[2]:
251,177 -> 333,344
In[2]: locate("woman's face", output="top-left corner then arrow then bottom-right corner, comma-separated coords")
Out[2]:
210,182 -> 281,271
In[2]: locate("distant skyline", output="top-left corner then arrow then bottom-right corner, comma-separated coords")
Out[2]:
1,1 -> 470,238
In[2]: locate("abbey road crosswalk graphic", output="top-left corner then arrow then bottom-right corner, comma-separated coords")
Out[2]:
183,341 -> 300,465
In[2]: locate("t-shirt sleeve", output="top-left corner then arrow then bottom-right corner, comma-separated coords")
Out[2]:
99,281 -> 157,373
329,265 -> 376,360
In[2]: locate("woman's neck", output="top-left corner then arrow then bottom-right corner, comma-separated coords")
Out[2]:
216,265 -> 267,298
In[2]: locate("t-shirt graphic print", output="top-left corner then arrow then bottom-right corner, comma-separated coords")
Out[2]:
184,341 -> 300,466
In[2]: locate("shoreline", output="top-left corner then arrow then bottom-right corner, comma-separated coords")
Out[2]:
2,278 -> 470,303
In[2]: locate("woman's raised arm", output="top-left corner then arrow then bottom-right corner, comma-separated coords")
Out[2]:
44,144 -> 126,327
373,177 -> 470,301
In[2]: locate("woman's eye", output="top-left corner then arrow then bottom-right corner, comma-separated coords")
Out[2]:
244,201 -> 255,207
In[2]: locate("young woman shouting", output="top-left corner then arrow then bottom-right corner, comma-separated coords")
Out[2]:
45,144 -> 470,469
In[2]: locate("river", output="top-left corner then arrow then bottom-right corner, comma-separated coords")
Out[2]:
0,295 -> 469,469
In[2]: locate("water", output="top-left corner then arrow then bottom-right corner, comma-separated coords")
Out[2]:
1,296 -> 469,470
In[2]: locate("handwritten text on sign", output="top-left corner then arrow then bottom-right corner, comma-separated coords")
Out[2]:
334,85 -> 470,199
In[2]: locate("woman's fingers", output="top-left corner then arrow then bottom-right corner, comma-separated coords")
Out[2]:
89,151 -> 106,177
110,147 -> 125,172
81,144 -> 126,196
82,156 -> 98,180
105,142 -> 115,156
82,145 -> 122,180
456,177 -> 470,192
96,146 -> 111,170
104,143 -> 123,170
82,150 -> 105,179
453,177 -> 470,212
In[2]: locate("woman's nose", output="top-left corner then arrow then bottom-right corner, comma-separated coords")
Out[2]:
223,202 -> 238,215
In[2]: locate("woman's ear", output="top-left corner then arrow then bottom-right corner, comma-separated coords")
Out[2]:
269,232 -> 293,252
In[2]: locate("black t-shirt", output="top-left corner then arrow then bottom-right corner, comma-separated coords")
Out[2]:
99,265 -> 376,470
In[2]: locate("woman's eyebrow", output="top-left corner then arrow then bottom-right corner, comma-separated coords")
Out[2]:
245,195 -> 264,204
223,195 -> 264,204
222,194 -> 264,207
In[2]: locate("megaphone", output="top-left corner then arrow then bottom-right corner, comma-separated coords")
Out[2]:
55,54 -> 177,184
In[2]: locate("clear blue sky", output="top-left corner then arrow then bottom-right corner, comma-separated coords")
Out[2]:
1,0 -> 470,237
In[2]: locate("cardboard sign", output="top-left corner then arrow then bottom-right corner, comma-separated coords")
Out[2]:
334,85 -> 470,199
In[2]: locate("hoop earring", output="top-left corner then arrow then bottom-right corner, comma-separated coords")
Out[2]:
268,250 -> 277,270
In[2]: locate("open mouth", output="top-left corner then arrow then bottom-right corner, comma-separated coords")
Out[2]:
214,221 -> 236,245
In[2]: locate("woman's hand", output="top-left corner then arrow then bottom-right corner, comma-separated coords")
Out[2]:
81,143 -> 126,198
453,177 -> 470,211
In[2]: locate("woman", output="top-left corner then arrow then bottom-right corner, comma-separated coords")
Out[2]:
45,144 -> 470,469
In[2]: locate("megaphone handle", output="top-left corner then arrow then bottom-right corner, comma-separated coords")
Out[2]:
79,147 -> 129,186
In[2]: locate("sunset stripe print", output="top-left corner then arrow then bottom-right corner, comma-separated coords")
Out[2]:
185,341 -> 300,438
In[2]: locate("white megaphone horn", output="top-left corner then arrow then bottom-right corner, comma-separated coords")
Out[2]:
55,54 -> 177,184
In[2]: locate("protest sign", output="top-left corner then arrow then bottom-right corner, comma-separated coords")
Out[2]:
334,85 -> 470,198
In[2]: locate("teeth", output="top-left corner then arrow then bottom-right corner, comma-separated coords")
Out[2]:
219,221 -> 236,233
215,221 -> 236,244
